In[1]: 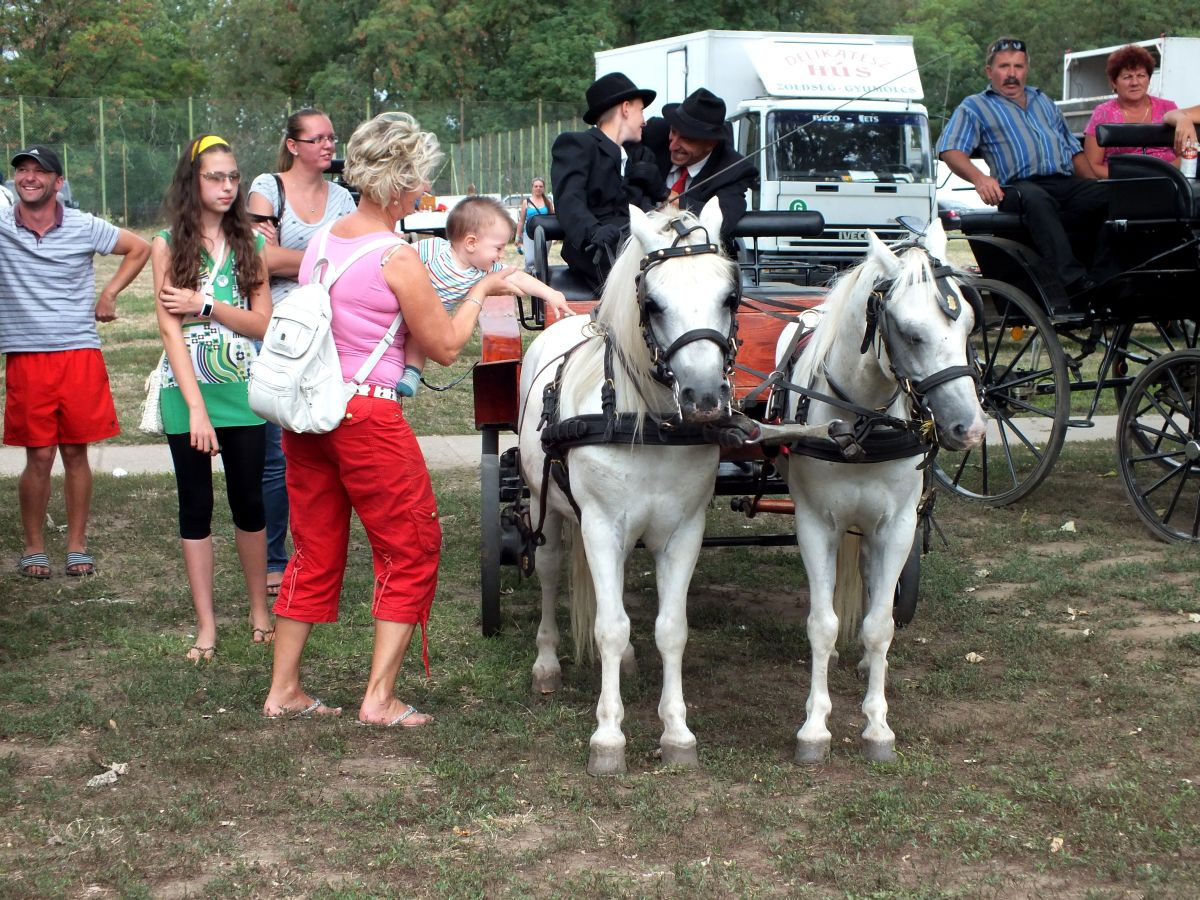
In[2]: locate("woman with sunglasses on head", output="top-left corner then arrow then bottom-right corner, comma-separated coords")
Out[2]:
260,112 -> 517,725
515,176 -> 554,273
247,109 -> 357,600
152,135 -> 274,663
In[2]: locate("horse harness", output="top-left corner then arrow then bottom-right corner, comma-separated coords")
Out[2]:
757,255 -> 983,468
522,219 -> 745,562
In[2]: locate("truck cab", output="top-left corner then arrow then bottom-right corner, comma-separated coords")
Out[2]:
732,96 -> 934,272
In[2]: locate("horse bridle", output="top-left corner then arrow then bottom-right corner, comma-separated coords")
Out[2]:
859,257 -> 983,419
635,218 -> 740,389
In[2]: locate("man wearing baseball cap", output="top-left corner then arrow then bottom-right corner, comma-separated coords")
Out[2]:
0,144 -> 150,579
644,88 -> 758,248
550,72 -> 667,289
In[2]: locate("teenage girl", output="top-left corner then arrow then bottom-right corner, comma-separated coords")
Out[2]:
152,135 -> 274,662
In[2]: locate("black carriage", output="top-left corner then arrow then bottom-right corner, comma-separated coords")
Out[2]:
934,123 -> 1200,542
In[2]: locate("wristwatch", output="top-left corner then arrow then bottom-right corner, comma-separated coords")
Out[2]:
198,299 -> 214,318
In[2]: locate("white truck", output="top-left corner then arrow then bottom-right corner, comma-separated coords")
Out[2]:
595,30 -> 936,272
1058,36 -> 1200,132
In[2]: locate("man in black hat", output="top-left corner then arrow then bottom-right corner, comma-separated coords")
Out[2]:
550,72 -> 666,290
0,144 -> 150,579
644,88 -> 758,247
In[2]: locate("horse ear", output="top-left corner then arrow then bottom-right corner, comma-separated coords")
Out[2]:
698,196 -> 723,245
629,203 -> 655,250
924,215 -> 948,261
867,230 -> 900,276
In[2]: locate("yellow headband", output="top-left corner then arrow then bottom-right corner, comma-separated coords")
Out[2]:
191,135 -> 229,160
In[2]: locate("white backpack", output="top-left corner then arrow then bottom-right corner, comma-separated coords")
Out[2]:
248,228 -> 405,433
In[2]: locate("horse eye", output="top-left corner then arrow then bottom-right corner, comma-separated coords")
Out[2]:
723,292 -> 740,311
643,298 -> 664,316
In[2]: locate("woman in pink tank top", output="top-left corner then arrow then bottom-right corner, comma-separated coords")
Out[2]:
261,112 -> 517,727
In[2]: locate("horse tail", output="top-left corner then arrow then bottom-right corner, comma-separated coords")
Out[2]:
567,519 -> 597,663
833,531 -> 865,653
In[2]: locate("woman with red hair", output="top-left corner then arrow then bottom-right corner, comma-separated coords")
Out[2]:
1083,44 -> 1178,177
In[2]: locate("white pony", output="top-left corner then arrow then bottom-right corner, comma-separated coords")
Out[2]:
775,220 -> 986,764
518,199 -> 738,776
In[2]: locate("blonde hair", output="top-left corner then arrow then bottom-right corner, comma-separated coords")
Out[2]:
343,112 -> 443,206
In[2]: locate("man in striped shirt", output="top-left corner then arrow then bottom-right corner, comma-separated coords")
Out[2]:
0,145 -> 149,579
937,38 -> 1107,295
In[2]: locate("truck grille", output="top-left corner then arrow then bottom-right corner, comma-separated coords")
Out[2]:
777,223 -> 912,268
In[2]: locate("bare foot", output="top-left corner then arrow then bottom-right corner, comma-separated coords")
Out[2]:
262,692 -> 343,720
358,699 -> 434,728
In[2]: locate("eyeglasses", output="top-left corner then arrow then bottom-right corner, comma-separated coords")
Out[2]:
200,171 -> 241,184
988,39 -> 1026,56
294,135 -> 337,145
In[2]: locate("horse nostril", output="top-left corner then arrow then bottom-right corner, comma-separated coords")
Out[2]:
680,387 -> 696,406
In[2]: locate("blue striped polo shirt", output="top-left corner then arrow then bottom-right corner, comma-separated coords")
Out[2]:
937,86 -> 1081,185
0,204 -> 120,353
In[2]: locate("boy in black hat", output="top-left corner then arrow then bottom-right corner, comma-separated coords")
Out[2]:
550,72 -> 667,290
644,88 -> 758,248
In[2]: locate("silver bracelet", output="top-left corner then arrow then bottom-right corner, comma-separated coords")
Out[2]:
465,297 -> 484,310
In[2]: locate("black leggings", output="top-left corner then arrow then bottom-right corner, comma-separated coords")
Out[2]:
167,425 -> 266,539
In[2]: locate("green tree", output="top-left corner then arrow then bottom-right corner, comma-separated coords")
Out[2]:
0,0 -> 204,97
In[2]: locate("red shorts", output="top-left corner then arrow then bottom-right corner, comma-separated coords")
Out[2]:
276,394 -> 441,669
4,350 -> 120,447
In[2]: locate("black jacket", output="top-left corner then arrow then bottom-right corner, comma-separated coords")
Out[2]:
550,127 -> 661,284
643,117 -> 759,243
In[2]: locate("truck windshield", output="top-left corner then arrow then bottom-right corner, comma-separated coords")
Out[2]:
767,110 -> 932,183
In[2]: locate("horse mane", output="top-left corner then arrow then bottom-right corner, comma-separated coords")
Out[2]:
793,242 -> 932,391
561,207 -> 735,422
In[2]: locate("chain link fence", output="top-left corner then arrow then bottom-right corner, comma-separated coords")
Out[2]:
0,95 -> 580,226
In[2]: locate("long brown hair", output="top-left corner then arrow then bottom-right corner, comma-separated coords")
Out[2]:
276,107 -> 327,172
164,136 -> 265,298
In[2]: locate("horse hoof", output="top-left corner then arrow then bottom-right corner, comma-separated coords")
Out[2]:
794,738 -> 831,765
531,672 -> 561,695
587,745 -> 628,777
660,741 -> 699,768
863,739 -> 897,764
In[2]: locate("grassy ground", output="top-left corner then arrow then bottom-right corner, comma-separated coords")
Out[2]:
1,440 -> 1198,897
2,233 -> 1198,896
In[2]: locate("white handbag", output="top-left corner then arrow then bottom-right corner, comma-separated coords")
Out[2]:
248,228 -> 405,433
138,352 -> 166,435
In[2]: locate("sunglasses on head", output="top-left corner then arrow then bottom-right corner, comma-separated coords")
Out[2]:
989,38 -> 1026,55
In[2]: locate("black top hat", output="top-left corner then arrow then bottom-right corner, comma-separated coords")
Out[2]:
11,145 -> 63,176
583,72 -> 656,125
663,89 -> 727,142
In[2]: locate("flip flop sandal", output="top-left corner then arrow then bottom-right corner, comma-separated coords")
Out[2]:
357,705 -> 433,728
19,553 -> 51,579
263,698 -> 340,720
252,627 -> 275,644
186,645 -> 215,664
65,552 -> 97,577
266,576 -> 283,598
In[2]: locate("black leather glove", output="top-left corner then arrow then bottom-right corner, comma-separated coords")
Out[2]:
589,223 -> 622,252
626,160 -> 670,202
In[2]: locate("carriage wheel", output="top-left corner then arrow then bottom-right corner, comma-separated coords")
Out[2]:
480,428 -> 503,636
1116,348 -> 1200,542
1112,320 -> 1200,461
932,278 -> 1070,506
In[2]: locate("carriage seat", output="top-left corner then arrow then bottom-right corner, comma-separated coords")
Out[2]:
526,210 -> 828,301
1094,123 -> 1199,221
958,210 -> 1023,235
1106,154 -> 1199,221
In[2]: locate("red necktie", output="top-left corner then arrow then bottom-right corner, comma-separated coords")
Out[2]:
671,168 -> 687,194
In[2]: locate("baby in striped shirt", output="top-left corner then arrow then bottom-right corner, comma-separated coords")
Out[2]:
404,196 -> 573,396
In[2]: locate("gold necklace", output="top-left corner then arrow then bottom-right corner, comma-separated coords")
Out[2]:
1122,100 -> 1151,122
